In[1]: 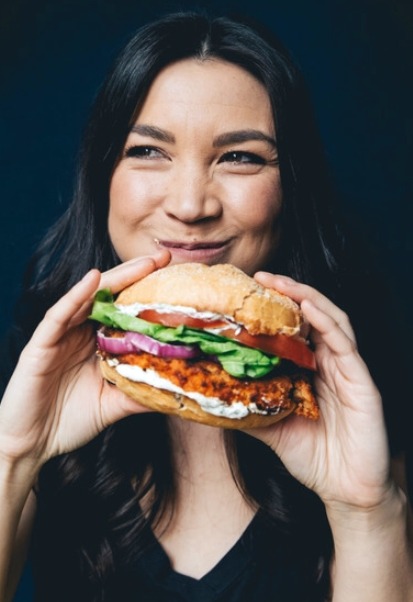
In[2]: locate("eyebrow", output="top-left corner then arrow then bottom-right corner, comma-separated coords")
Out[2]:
130,124 -> 277,148
130,124 -> 175,143
213,129 -> 277,149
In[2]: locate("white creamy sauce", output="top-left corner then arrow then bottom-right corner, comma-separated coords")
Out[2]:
111,361 -> 250,419
115,302 -> 234,323
115,302 -> 239,335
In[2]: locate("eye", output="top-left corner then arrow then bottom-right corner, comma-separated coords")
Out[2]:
218,151 -> 267,165
124,145 -> 164,159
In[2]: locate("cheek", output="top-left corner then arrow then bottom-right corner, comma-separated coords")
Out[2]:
109,170 -> 131,226
228,176 -> 282,229
108,169 -> 154,229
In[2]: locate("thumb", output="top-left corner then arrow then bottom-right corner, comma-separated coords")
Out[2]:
100,381 -> 155,428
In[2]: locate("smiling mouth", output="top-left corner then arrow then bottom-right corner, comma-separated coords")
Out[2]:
159,240 -> 231,250
157,239 -> 232,260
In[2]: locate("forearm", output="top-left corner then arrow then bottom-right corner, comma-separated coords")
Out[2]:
0,457 -> 38,602
328,486 -> 413,602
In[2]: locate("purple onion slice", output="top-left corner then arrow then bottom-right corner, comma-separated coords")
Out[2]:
97,329 -> 200,359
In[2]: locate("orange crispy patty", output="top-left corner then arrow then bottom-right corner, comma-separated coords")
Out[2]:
104,351 -> 319,419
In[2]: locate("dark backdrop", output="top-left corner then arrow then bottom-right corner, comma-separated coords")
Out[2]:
1,1 -> 412,599
1,0 -> 412,338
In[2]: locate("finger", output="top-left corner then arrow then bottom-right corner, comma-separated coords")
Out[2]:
101,383 -> 156,427
30,269 -> 101,348
255,272 -> 356,343
66,251 -> 172,327
99,250 -> 171,294
300,298 -> 384,423
301,298 -> 356,357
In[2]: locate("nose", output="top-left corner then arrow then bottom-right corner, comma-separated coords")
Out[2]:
163,163 -> 222,223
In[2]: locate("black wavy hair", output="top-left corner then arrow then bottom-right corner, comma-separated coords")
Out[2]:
3,10 -> 407,602
20,11 -> 344,330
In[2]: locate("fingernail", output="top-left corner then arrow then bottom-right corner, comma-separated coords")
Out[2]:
130,256 -> 153,264
256,271 -> 295,282
81,269 -> 96,282
279,275 -> 296,283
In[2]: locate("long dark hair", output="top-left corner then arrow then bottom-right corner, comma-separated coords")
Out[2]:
20,11 -> 344,329
5,10 -> 405,602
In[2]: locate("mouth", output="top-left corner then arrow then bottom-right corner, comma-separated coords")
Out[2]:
157,239 -> 233,261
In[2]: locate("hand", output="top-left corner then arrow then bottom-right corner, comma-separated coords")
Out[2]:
248,272 -> 392,511
0,250 -> 171,474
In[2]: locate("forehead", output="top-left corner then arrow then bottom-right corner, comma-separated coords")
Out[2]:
135,58 -> 274,132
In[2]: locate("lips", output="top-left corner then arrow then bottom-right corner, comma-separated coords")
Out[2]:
159,240 -> 230,250
157,239 -> 233,261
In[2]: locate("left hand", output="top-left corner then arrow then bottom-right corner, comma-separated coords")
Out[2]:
247,272 -> 392,511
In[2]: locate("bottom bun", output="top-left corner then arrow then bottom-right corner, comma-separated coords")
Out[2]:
100,360 -> 298,429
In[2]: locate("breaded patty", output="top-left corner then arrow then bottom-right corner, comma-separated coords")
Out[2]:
107,351 -> 319,419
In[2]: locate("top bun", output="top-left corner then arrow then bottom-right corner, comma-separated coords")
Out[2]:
115,263 -> 302,337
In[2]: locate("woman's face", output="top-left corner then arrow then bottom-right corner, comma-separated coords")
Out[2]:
109,58 -> 282,275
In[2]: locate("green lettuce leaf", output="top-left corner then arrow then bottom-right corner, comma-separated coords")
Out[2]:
89,289 -> 280,379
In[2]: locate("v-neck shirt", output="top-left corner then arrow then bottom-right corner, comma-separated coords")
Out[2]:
121,511 -> 319,601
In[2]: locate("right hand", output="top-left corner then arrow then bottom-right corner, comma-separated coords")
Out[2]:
0,250 -> 170,475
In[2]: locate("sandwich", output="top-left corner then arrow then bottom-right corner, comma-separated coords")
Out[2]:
90,263 -> 319,428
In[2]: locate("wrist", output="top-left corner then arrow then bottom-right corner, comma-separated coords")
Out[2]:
0,451 -> 42,495
326,483 -> 407,541
326,486 -> 413,601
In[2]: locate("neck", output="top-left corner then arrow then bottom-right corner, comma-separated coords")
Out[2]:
168,417 -> 227,473
166,417 -> 252,515
158,417 -> 255,541
154,418 -> 257,579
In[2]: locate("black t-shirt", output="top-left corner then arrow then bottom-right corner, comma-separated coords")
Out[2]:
115,512 -> 324,602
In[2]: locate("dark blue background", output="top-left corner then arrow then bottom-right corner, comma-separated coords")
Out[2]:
1,0 -> 413,339
1,1 -> 412,599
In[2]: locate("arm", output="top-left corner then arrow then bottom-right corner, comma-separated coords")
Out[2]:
327,483 -> 412,601
0,251 -> 170,600
251,273 -> 413,602
326,456 -> 412,601
0,469 -> 36,602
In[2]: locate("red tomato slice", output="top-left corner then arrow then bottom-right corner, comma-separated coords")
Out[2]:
139,309 -> 228,330
138,309 -> 316,371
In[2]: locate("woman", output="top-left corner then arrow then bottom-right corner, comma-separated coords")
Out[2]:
0,11 -> 412,602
